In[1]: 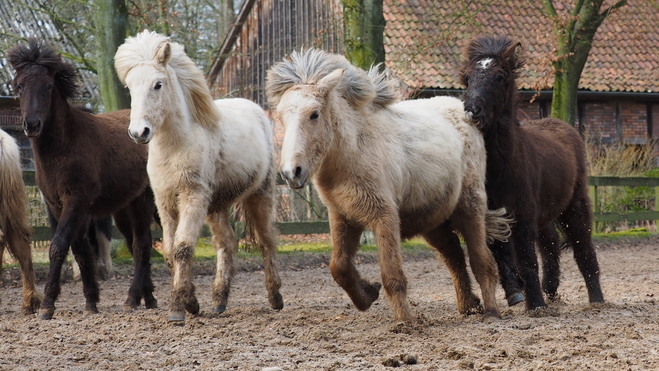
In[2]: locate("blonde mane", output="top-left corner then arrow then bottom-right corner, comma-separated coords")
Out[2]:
265,48 -> 401,109
114,30 -> 219,129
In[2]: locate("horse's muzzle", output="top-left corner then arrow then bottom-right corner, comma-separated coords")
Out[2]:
280,165 -> 308,189
128,126 -> 152,144
23,118 -> 42,138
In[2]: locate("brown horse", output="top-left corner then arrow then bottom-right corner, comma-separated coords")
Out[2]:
461,35 -> 604,310
0,129 -> 41,314
7,38 -> 158,320
267,49 -> 510,322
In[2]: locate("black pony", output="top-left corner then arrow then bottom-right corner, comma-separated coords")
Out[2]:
7,38 -> 158,319
460,35 -> 604,310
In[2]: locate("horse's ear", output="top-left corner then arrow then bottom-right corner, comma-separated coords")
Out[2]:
157,42 -> 172,65
504,41 -> 524,70
316,68 -> 344,96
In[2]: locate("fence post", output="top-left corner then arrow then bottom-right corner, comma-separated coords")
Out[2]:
655,185 -> 659,231
590,184 -> 600,232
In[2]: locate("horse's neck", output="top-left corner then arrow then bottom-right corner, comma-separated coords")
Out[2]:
483,113 -> 522,188
33,100 -> 77,157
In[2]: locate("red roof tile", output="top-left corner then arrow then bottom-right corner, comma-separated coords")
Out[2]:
384,0 -> 659,93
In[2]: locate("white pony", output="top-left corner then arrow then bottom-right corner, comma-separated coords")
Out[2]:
115,30 -> 283,323
0,129 -> 41,314
267,49 -> 510,322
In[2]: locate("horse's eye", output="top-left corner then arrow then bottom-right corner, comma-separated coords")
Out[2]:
310,111 -> 319,120
154,81 -> 162,90
497,75 -> 505,83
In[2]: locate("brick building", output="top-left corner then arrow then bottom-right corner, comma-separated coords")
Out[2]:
209,0 -> 659,156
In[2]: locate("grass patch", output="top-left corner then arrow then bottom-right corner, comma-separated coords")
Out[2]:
593,227 -> 658,241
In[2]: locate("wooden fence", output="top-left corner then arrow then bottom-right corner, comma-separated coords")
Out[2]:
20,171 -> 659,241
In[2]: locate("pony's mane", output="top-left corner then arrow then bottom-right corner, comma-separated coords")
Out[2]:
115,30 -> 219,129
266,49 -> 400,109
6,37 -> 79,99
463,35 -> 524,76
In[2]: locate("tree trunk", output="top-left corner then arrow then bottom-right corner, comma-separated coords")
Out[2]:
96,0 -> 130,112
218,0 -> 235,41
544,0 -> 627,126
341,0 -> 385,70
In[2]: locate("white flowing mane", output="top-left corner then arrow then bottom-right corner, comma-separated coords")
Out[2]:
114,30 -> 219,129
265,48 -> 401,109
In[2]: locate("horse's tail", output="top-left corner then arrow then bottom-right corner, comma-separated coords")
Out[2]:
485,207 -> 513,244
0,130 -> 32,246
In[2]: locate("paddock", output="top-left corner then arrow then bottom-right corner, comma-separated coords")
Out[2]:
0,239 -> 657,370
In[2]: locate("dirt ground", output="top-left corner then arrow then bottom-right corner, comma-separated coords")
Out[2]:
0,239 -> 658,371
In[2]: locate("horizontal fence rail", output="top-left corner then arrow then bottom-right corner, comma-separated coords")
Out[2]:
19,172 -> 659,241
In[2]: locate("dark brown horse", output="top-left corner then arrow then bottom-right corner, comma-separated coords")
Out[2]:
460,35 -> 604,310
7,38 -> 158,319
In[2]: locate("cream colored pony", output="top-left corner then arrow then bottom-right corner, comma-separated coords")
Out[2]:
115,30 -> 283,323
0,129 -> 41,314
267,49 -> 510,322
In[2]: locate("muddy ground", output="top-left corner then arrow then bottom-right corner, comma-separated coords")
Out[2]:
0,239 -> 658,370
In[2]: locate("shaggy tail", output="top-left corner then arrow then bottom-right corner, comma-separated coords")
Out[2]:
0,130 -> 32,247
485,207 -> 513,244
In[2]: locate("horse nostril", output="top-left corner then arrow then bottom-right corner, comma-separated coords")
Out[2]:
142,127 -> 150,138
294,166 -> 302,178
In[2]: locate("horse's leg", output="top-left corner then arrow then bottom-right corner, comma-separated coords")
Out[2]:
129,189 -> 157,309
372,210 -> 412,322
512,222 -> 546,310
205,209 -> 237,314
39,206 -> 91,320
243,193 -> 284,310
156,203 -> 178,272
489,238 -> 525,306
559,187 -> 604,303
4,224 -> 41,314
452,211 -> 501,318
537,225 -> 561,302
94,217 -> 114,280
168,192 -> 209,322
70,230 -> 101,315
422,223 -> 481,314
327,211 -> 381,312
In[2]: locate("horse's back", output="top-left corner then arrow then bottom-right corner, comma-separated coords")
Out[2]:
385,96 -> 482,222
521,117 -> 586,223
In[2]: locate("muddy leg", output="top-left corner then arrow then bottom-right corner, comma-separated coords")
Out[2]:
455,214 -> 501,318
423,223 -> 481,314
489,238 -> 524,306
538,225 -> 561,302
244,193 -> 283,310
372,211 -> 412,322
512,222 -> 546,310
206,209 -> 237,314
94,217 -> 114,280
328,211 -> 381,313
560,189 -> 604,303
168,193 -> 208,323
5,225 -> 41,314
71,234 -> 100,315
39,207 -> 88,320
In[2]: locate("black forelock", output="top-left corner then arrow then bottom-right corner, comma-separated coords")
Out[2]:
6,37 -> 79,99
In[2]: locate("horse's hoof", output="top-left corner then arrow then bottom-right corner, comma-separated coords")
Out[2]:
483,308 -> 502,320
38,308 -> 55,320
184,298 -> 200,315
145,297 -> 158,309
368,282 -> 382,301
85,303 -> 99,315
211,305 -> 227,314
168,311 -> 185,324
507,292 -> 525,306
269,292 -> 284,310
